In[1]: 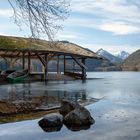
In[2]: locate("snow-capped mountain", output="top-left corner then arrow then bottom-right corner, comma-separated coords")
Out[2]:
115,51 -> 129,60
96,48 -> 123,63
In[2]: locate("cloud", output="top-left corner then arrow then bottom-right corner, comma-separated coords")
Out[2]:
64,17 -> 140,35
56,30 -> 85,41
70,0 -> 140,35
71,0 -> 140,19
0,9 -> 13,17
98,22 -> 140,35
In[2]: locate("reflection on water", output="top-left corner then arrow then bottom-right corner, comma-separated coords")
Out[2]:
0,72 -> 140,114
65,124 -> 91,131
0,82 -> 89,113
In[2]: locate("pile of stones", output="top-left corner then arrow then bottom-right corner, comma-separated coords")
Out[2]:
38,99 -> 95,132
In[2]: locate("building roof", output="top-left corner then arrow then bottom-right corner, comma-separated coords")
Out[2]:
0,35 -> 102,59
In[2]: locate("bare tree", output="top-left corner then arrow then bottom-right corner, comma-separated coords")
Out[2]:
8,0 -> 70,40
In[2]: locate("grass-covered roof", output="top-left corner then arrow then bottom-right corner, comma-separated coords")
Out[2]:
0,35 -> 101,58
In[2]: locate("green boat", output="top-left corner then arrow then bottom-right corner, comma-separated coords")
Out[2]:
7,69 -> 29,83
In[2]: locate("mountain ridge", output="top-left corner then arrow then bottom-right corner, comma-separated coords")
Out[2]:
96,48 -> 123,63
115,51 -> 129,60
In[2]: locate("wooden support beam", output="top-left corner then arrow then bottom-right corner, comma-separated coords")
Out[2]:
71,56 -> 87,70
64,55 -> 66,74
0,51 -> 21,58
35,52 -> 46,67
44,54 -> 48,81
81,58 -> 87,80
57,55 -> 60,74
15,52 -> 21,56
28,52 -> 31,73
22,52 -> 25,69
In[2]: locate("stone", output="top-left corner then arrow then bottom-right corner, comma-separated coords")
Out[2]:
38,113 -> 63,132
59,99 -> 77,116
64,105 -> 95,130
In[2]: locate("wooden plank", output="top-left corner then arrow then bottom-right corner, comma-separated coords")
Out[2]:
65,71 -> 83,79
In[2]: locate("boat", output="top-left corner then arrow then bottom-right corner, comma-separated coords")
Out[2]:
7,69 -> 29,83
1,70 -> 16,81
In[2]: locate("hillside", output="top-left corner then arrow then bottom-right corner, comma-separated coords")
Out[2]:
86,58 -> 122,71
122,49 -> 140,71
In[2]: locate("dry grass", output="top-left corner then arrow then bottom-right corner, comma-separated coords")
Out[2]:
0,35 -> 100,58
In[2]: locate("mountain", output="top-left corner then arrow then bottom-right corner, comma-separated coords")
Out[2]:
96,48 -> 123,63
122,49 -> 140,71
115,51 -> 129,60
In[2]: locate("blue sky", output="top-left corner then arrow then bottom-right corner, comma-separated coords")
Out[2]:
0,0 -> 140,54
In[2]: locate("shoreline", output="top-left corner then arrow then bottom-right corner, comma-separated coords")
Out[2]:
0,107 -> 59,124
0,97 -> 98,124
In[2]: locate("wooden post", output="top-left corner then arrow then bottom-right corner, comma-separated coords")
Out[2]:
81,58 -> 86,80
22,52 -> 25,69
64,55 -> 66,75
28,52 -> 31,73
73,61 -> 75,73
57,55 -> 60,74
44,54 -> 48,81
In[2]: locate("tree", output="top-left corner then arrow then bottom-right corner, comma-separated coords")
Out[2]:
8,0 -> 70,40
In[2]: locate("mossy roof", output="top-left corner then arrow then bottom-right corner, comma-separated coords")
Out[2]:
0,35 -> 101,59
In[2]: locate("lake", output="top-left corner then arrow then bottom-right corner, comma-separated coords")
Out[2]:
0,72 -> 140,140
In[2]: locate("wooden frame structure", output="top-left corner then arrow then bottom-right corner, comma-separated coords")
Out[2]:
0,35 -> 102,80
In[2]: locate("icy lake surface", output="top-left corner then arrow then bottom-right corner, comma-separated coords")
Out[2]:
0,72 -> 140,140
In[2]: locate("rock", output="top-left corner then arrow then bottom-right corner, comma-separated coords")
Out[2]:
38,113 -> 63,132
59,99 -> 77,116
64,105 -> 95,131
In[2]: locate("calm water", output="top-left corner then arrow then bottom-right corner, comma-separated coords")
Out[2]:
0,72 -> 140,104
0,72 -> 140,140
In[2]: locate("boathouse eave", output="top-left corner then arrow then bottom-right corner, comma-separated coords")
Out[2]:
0,49 -> 102,59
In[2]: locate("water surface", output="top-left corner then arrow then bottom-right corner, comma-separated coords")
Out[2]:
0,72 -> 140,140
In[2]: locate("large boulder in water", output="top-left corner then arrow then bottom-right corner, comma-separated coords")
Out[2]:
38,113 -> 63,132
59,99 -> 77,116
64,105 -> 95,131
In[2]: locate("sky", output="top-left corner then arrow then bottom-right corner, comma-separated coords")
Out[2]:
0,0 -> 140,54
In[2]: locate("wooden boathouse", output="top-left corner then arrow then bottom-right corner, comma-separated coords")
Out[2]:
0,35 -> 102,80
